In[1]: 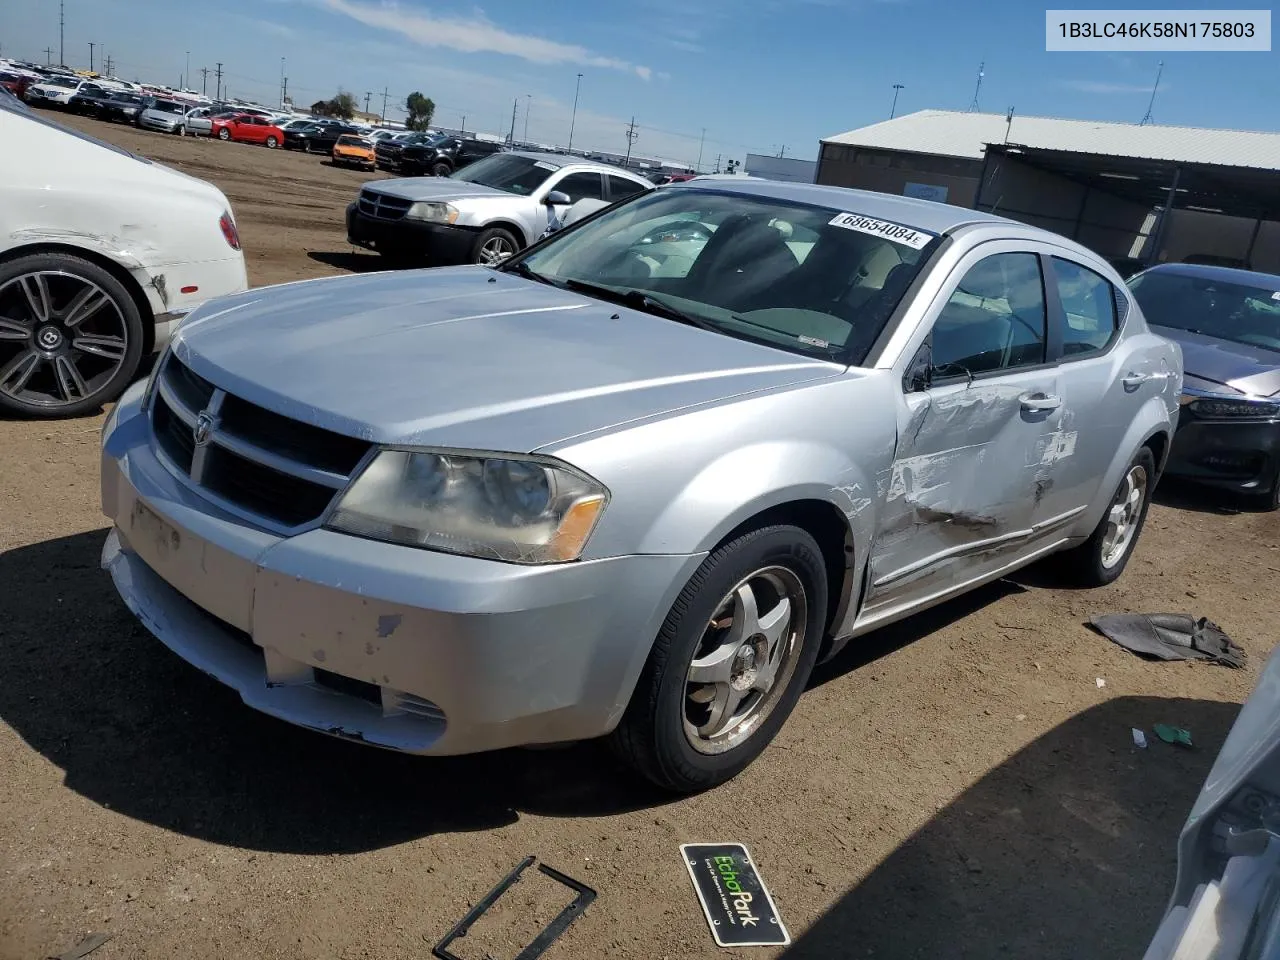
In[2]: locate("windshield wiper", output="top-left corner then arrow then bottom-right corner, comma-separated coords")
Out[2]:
557,280 -> 724,333
504,260 -> 568,289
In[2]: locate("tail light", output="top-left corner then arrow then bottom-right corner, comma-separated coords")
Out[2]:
219,211 -> 241,250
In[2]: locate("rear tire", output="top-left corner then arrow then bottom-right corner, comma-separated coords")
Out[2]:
218,127 -> 230,141
1057,446 -> 1156,586
610,525 -> 827,793
432,161 -> 452,177
0,253 -> 146,419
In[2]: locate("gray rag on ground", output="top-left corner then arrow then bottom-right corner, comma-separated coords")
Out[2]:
1088,614 -> 1247,669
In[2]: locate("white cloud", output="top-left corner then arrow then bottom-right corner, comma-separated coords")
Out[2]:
323,0 -> 650,76
635,66 -> 652,81
1061,79 -> 1166,94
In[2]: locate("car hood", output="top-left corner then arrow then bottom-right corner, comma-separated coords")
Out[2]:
172,266 -> 841,452
1151,324 -> 1280,397
362,178 -> 512,203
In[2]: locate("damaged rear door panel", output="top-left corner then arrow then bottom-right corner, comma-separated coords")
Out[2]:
862,244 -> 1074,619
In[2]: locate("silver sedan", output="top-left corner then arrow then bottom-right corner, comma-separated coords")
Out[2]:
100,181 -> 1181,791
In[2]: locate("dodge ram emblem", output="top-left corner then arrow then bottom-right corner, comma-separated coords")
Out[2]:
193,411 -> 216,447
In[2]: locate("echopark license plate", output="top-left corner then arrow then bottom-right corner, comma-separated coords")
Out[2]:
130,498 -> 181,559
681,843 -> 790,947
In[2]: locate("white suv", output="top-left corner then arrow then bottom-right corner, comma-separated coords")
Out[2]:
0,93 -> 248,417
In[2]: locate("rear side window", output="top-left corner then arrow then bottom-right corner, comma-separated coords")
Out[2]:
607,175 -> 647,200
1051,258 -> 1118,355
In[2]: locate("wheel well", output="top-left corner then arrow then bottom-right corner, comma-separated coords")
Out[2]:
481,221 -> 528,247
0,242 -> 156,352
1144,430 -> 1170,477
719,500 -> 855,643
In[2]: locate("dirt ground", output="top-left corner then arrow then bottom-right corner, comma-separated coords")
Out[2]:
2,112 -> 1279,960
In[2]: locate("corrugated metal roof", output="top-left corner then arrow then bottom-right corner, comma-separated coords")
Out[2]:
823,109 -> 1280,171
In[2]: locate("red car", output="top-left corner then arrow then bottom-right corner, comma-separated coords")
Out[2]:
210,113 -> 285,148
0,71 -> 33,99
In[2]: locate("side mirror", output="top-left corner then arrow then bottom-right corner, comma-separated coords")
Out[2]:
904,341 -> 933,393
544,190 -> 571,207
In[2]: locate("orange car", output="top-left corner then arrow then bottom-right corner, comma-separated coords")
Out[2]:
332,134 -> 376,170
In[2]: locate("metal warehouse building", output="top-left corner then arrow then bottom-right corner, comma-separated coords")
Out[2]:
817,109 -> 1280,274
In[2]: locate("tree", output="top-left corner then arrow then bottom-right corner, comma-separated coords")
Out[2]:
405,92 -> 436,132
330,90 -> 358,120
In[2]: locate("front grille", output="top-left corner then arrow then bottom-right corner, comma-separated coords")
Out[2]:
357,190 -> 412,222
149,354 -> 373,530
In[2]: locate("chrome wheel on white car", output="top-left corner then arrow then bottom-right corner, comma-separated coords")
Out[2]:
473,227 -> 519,266
683,567 -> 807,754
1059,446 -> 1157,586
0,254 -> 144,418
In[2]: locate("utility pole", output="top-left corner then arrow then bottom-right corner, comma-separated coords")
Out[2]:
714,153 -> 722,174
1140,60 -> 1164,126
890,82 -> 904,119
567,72 -> 583,153
43,47 -> 53,66
200,66 -> 209,95
696,127 -> 705,173
507,97 -> 518,146
364,91 -> 372,115
460,114 -> 466,135
967,61 -> 985,112
59,0 -> 64,66
380,87 -> 388,123
776,144 -> 786,158
214,62 -> 223,101
623,116 -> 639,168
523,94 -> 531,142
104,54 -> 113,76
88,42 -> 96,73
185,51 -> 190,90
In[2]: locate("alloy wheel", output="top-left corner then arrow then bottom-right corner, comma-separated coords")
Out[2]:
683,566 -> 808,755
478,236 -> 515,266
0,271 -> 129,409
1100,464 -> 1149,568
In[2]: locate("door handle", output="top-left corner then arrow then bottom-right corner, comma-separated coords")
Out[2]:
1123,371 -> 1153,391
1020,393 -> 1062,414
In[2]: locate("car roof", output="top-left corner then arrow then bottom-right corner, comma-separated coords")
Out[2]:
506,150 -> 650,179
666,178 -> 1018,235
1138,262 -> 1280,291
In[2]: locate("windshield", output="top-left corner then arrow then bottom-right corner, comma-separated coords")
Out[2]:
513,188 -> 938,362
336,135 -> 366,146
451,153 -> 553,195
152,100 -> 184,114
1129,270 -> 1280,352
43,77 -> 78,89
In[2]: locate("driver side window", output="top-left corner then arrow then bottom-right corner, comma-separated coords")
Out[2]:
931,252 -> 1047,376
554,173 -> 605,204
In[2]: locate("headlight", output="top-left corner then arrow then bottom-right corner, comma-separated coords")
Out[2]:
405,202 -> 459,224
1187,396 -> 1280,420
326,450 -> 609,564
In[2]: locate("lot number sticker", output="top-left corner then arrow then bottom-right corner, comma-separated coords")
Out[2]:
829,212 -> 933,249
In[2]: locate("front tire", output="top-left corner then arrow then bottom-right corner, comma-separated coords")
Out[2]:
432,161 -> 452,177
0,253 -> 145,419
470,227 -> 519,267
1059,446 -> 1156,586
265,135 -> 279,149
610,525 -> 828,793
174,124 -> 185,137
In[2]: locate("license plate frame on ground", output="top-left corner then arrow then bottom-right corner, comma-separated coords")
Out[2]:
680,842 -> 790,947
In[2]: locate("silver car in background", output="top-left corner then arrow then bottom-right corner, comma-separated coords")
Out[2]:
346,151 -> 653,265
138,98 -> 191,134
101,182 -> 1180,792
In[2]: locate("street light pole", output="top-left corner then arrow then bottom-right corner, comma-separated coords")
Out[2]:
185,51 -> 190,91
890,83 -> 904,119
523,94 -> 531,142
696,127 -> 705,173
567,72 -> 583,153
88,42 -> 96,73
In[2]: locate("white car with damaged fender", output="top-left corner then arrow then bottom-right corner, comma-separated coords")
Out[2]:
0,93 -> 247,417
100,180 -> 1180,792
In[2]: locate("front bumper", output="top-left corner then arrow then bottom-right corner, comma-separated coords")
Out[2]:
345,203 -> 478,262
1164,410 -> 1280,494
140,117 -> 180,132
100,382 -> 702,755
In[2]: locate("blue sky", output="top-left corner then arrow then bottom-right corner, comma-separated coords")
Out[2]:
3,0 -> 1276,167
